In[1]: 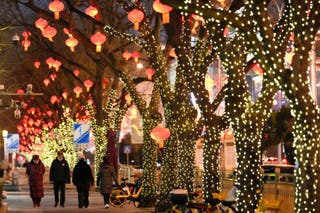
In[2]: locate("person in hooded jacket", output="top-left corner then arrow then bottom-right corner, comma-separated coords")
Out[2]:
26,155 -> 45,207
49,150 -> 70,207
72,152 -> 94,208
97,155 -> 118,209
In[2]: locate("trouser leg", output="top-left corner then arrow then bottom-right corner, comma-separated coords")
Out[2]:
103,193 -> 110,204
78,191 -> 84,207
83,190 -> 89,207
53,182 -> 59,204
60,183 -> 65,205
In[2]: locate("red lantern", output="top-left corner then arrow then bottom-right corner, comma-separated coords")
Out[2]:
122,51 -> 132,61
153,0 -> 173,24
65,37 -> 78,52
83,80 -> 93,91
131,51 -> 141,62
90,32 -> 106,52
125,94 -> 132,105
252,63 -> 264,76
35,18 -> 48,30
102,77 -> 109,89
50,73 -> 57,81
151,126 -> 170,142
50,95 -> 58,104
62,91 -> 68,99
52,59 -> 62,71
73,69 -> 80,76
42,26 -> 57,42
46,57 -> 55,68
43,78 -> 50,87
85,5 -> 98,18
17,89 -> 25,94
48,0 -> 64,20
73,86 -> 83,98
34,61 -> 41,69
145,68 -> 155,80
21,39 -> 31,51
128,9 -> 145,30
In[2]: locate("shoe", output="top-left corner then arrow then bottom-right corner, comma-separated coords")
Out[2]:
36,203 -> 40,207
60,204 -> 64,207
78,205 -> 83,208
33,204 -> 36,207
104,204 -> 109,209
54,202 -> 58,207
84,205 -> 88,208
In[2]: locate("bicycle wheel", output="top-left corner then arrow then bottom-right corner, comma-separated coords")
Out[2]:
110,189 -> 127,207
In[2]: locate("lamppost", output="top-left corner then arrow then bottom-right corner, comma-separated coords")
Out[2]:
2,130 -> 8,163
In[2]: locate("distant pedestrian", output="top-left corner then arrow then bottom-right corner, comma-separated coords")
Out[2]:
72,152 -> 94,208
26,155 -> 45,207
49,150 -> 70,207
97,155 -> 118,209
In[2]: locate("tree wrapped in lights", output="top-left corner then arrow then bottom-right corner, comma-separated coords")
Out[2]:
163,0 -> 320,211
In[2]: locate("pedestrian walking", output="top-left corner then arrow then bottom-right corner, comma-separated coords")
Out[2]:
49,150 -> 70,207
72,152 -> 94,208
26,154 -> 45,207
97,155 -> 118,209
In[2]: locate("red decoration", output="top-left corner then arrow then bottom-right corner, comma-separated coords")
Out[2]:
73,69 -> 80,76
62,91 -> 68,99
128,9 -> 144,30
52,59 -> 62,71
125,94 -> 132,105
252,63 -> 264,75
131,51 -> 141,62
34,61 -> 41,69
83,79 -> 93,91
17,89 -> 25,94
65,37 -> 78,52
122,51 -> 132,61
35,18 -> 48,30
85,5 -> 98,18
102,77 -> 109,89
46,57 -> 55,68
43,79 -> 50,87
50,73 -> 57,81
90,32 -> 106,52
22,39 -> 31,51
73,86 -> 83,98
48,0 -> 64,20
42,26 -> 57,42
153,0 -> 173,24
151,126 -> 170,142
145,68 -> 155,80
50,96 -> 58,104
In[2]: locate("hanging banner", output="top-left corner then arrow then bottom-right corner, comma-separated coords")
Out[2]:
7,134 -> 19,153
73,123 -> 90,150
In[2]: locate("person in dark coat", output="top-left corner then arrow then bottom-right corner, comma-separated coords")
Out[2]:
49,150 -> 70,207
26,155 -> 45,207
97,155 -> 118,208
72,152 -> 94,208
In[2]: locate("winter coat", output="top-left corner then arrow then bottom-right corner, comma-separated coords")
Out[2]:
26,160 -> 45,198
72,159 -> 94,192
97,163 -> 117,194
49,157 -> 70,183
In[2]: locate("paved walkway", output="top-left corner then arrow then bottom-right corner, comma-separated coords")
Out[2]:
4,189 -> 155,213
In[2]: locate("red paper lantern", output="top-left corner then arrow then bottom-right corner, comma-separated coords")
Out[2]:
34,61 -> 41,69
17,89 -> 25,94
122,51 -> 132,61
48,0 -> 64,20
131,51 -> 141,62
85,5 -> 98,18
35,18 -> 48,30
90,32 -> 106,52
73,86 -> 83,98
102,77 -> 109,89
50,73 -> 57,81
52,60 -> 62,71
46,57 -> 55,68
50,95 -> 58,104
42,26 -> 57,42
73,69 -> 80,76
65,37 -> 78,52
62,91 -> 68,99
145,68 -> 155,80
43,78 -> 50,87
153,0 -> 173,24
21,39 -> 31,51
151,126 -> 170,141
83,80 -> 93,91
128,9 -> 145,30
125,94 -> 132,105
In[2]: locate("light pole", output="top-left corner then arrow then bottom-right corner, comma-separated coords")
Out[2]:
2,130 -> 8,163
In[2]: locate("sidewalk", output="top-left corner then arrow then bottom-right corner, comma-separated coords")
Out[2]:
4,188 -> 155,213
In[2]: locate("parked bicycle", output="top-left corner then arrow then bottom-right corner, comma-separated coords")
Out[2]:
109,176 -> 143,207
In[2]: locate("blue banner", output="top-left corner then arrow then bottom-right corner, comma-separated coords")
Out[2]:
73,123 -> 90,147
7,134 -> 19,153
